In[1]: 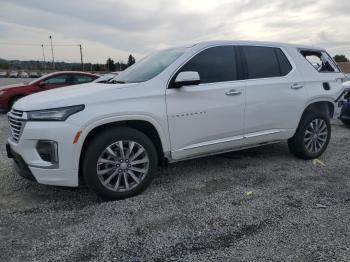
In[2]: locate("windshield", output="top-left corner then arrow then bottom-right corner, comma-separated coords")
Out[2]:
28,73 -> 49,85
110,47 -> 186,83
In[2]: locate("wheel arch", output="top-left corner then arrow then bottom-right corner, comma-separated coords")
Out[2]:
293,100 -> 334,137
77,117 -> 169,183
303,100 -> 334,118
289,100 -> 333,159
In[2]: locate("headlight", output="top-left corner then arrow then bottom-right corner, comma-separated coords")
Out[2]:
0,90 -> 5,96
27,105 -> 85,121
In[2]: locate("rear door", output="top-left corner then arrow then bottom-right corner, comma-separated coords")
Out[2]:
241,45 -> 308,143
166,45 -> 246,160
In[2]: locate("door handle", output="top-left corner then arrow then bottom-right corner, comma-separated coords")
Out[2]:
291,83 -> 303,90
226,89 -> 242,96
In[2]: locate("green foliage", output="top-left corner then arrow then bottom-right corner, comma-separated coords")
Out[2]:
0,63 -> 9,69
127,54 -> 136,66
0,53 -> 137,72
333,54 -> 349,63
106,58 -> 116,71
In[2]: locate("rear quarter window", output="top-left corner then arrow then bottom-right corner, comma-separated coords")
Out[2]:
300,50 -> 340,73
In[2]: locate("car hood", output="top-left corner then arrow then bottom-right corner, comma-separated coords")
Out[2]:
14,82 -> 140,111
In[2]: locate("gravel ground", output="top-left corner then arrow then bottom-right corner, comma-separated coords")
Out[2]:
0,113 -> 350,262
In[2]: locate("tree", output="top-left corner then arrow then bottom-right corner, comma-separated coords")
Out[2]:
333,54 -> 349,63
106,58 -> 116,71
92,63 -> 102,71
127,54 -> 136,67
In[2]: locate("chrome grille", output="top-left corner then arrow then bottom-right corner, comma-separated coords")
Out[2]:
7,109 -> 26,142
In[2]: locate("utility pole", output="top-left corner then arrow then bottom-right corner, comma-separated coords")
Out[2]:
41,44 -> 46,71
79,44 -> 84,71
49,35 -> 55,70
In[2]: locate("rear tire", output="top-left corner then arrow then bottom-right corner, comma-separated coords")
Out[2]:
83,127 -> 158,200
288,111 -> 331,160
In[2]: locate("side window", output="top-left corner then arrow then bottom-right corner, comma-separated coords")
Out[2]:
275,49 -> 293,76
300,50 -> 340,73
178,46 -> 237,84
74,75 -> 95,84
242,46 -> 291,79
43,74 -> 69,85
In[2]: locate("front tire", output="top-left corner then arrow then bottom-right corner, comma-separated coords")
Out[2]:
288,112 -> 331,160
83,127 -> 158,200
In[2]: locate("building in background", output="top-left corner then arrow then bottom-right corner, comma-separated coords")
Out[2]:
337,62 -> 350,73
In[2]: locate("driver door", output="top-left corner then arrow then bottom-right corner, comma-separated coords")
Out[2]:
166,45 -> 246,160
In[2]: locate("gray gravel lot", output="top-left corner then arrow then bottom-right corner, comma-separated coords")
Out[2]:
0,113 -> 350,262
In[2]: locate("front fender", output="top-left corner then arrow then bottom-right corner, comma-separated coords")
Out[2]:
72,114 -> 170,171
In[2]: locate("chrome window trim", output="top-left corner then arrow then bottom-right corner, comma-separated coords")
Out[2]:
167,44 -> 296,89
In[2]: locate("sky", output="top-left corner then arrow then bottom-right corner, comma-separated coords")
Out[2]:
0,0 -> 349,63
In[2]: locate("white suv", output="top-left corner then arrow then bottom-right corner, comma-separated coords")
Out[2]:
6,41 -> 346,200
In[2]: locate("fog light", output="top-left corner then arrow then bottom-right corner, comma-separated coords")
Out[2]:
36,140 -> 58,164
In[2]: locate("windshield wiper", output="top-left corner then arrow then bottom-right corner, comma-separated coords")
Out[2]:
108,80 -> 126,84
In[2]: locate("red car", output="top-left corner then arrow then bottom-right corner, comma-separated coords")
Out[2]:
0,71 -> 98,111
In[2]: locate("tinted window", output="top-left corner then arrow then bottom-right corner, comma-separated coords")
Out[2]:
74,75 -> 94,84
275,49 -> 293,76
43,74 -> 70,84
179,46 -> 237,84
242,46 -> 283,79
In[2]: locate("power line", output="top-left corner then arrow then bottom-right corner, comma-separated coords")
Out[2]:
0,42 -> 79,46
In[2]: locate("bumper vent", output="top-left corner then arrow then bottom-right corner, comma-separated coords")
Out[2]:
7,109 -> 26,142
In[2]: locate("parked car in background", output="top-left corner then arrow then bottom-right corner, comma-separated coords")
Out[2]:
93,72 -> 119,83
344,74 -> 350,82
5,41 -> 345,200
0,71 -> 98,111
29,72 -> 39,78
19,71 -> 29,78
0,71 -> 7,78
340,81 -> 350,125
38,72 -> 47,77
9,71 -> 18,78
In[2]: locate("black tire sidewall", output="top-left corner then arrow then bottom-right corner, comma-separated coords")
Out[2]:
83,127 -> 158,200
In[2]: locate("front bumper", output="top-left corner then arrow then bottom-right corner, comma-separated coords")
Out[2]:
7,120 -> 81,187
340,100 -> 350,120
6,143 -> 36,181
334,88 -> 350,119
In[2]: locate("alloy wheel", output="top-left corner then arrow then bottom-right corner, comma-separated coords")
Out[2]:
304,118 -> 328,154
96,140 -> 149,192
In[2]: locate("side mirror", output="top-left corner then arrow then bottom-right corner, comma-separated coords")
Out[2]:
38,81 -> 46,88
172,71 -> 200,88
